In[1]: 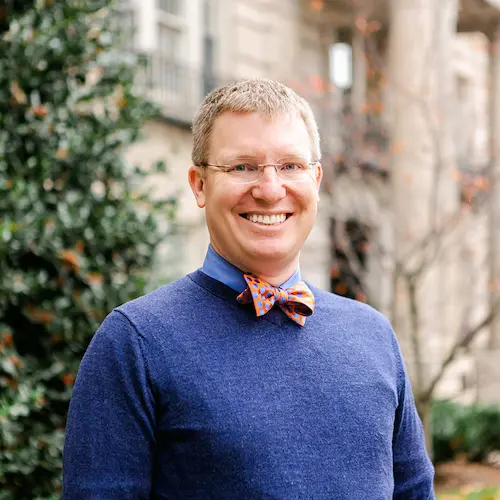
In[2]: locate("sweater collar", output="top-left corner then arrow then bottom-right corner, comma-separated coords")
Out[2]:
200,245 -> 302,293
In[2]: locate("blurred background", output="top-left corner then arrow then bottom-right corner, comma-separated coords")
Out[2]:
2,0 -> 500,497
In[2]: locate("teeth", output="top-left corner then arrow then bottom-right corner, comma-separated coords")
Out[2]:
247,214 -> 287,225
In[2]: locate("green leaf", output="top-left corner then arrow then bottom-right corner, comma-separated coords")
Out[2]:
0,0 -> 177,494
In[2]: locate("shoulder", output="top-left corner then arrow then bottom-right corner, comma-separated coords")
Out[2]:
80,275 -> 203,362
116,274 -> 201,322
106,272 -> 226,343
309,286 -> 398,352
311,285 -> 391,329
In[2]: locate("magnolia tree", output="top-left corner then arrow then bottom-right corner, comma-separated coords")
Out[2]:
0,0 -> 173,496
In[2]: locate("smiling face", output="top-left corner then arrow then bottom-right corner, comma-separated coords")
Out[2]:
189,111 -> 322,283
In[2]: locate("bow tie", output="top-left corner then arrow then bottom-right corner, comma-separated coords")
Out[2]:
236,274 -> 315,326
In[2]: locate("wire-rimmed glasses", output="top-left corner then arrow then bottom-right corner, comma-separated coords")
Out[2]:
200,156 -> 320,184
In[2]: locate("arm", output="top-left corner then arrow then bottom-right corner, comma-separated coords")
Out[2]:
63,310 -> 156,499
391,334 -> 435,500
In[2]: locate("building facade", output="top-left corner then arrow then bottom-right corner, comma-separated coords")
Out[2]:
118,0 -> 500,403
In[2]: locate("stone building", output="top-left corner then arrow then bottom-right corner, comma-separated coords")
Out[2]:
117,0 -> 500,403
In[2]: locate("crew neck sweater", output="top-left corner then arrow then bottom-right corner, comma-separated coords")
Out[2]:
63,270 -> 435,499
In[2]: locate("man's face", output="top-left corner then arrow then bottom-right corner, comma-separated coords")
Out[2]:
189,111 -> 322,276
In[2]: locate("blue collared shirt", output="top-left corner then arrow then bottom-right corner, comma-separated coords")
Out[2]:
201,245 -> 302,293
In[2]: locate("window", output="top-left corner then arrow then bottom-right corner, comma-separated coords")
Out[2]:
329,42 -> 353,90
157,0 -> 182,16
202,0 -> 217,94
147,0 -> 214,123
158,24 -> 181,59
149,0 -> 188,118
155,24 -> 183,95
156,0 -> 184,61
329,217 -> 371,303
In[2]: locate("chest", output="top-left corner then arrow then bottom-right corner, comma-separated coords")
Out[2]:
150,320 -> 398,497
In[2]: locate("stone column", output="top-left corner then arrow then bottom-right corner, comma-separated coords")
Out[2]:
488,24 -> 500,349
387,0 -> 459,388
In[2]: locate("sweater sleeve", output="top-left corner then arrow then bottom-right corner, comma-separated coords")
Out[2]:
391,333 -> 436,500
62,309 -> 156,499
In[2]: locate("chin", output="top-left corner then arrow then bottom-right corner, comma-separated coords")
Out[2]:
245,241 -> 294,262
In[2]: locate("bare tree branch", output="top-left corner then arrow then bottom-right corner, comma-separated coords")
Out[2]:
407,275 -> 425,393
419,298 -> 500,403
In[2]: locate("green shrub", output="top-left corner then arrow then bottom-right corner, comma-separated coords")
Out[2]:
0,1 -> 173,497
432,399 -> 500,464
437,488 -> 500,500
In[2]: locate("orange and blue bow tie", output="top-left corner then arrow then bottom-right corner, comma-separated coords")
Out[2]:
236,273 -> 315,326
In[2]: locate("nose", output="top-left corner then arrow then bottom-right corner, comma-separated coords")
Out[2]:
251,165 -> 286,203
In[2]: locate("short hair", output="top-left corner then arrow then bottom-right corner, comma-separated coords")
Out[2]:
191,78 -> 321,166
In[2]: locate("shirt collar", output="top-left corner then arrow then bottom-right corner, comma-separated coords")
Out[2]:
201,245 -> 302,293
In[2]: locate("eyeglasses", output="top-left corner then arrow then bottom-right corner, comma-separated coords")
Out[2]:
200,156 -> 320,184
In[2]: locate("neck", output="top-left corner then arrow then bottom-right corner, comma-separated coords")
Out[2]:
210,243 -> 299,286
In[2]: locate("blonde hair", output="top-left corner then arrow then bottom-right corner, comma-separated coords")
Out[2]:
191,78 -> 321,165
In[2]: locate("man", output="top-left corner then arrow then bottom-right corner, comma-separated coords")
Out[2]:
63,78 -> 435,499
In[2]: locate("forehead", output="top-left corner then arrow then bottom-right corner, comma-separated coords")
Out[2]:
209,111 -> 311,160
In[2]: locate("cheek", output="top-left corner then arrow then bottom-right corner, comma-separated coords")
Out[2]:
291,186 -> 318,211
205,183 -> 246,214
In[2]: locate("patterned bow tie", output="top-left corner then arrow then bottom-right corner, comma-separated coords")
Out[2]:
236,274 -> 315,326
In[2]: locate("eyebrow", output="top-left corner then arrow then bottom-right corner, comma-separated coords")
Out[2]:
218,151 -> 311,163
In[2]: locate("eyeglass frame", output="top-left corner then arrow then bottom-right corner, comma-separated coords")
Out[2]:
198,158 -> 321,185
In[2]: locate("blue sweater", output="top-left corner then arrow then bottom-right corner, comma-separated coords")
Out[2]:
63,270 -> 435,499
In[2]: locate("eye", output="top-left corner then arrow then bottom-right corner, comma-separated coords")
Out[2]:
230,163 -> 256,172
281,162 -> 301,171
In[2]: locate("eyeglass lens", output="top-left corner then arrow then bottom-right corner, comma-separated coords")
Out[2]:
226,157 -> 313,183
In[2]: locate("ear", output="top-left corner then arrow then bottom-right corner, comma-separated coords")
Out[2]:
188,166 -> 206,208
314,163 -> 323,195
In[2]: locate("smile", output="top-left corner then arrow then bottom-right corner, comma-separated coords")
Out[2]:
240,213 -> 292,225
